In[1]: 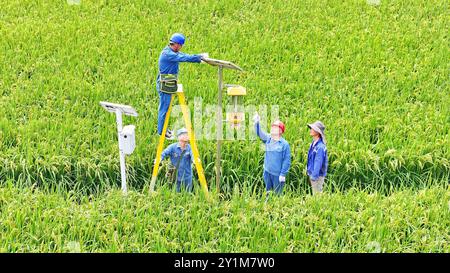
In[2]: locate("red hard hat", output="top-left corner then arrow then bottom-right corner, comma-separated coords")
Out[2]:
271,120 -> 285,134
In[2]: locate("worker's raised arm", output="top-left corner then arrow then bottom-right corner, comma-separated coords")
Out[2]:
164,50 -> 202,63
253,113 -> 269,143
254,122 -> 270,143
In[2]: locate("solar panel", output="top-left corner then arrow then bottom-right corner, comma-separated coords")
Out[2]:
202,58 -> 243,71
100,101 -> 138,117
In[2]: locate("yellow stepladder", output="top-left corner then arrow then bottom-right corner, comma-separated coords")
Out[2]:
149,84 -> 209,199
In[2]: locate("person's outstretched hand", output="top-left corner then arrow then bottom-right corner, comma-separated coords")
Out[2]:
253,112 -> 260,123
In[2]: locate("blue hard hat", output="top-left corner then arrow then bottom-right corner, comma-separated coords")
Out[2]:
170,33 -> 185,45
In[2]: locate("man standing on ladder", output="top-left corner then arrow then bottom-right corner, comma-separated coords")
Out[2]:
156,33 -> 207,139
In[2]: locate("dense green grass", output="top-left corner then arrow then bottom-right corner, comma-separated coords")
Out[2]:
1,0 -> 448,254
0,183 -> 448,252
0,0 -> 448,193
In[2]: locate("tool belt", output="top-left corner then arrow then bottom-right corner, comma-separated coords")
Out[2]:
165,164 -> 176,182
159,74 -> 178,94
165,149 -> 187,182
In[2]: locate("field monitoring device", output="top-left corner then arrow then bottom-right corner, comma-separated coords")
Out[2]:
100,101 -> 138,194
226,84 -> 246,128
202,57 -> 245,193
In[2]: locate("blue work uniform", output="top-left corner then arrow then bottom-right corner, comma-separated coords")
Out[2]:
255,122 -> 291,194
306,138 -> 328,181
161,143 -> 194,192
156,46 -> 202,135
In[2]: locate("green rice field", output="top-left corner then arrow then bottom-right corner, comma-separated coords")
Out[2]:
0,0 -> 448,252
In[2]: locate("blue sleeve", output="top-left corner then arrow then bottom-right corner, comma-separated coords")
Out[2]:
164,50 -> 201,63
161,145 -> 173,161
311,147 -> 324,181
255,122 -> 270,143
280,143 -> 291,177
189,146 -> 194,164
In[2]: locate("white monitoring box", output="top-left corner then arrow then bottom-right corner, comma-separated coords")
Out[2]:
119,125 -> 136,155
100,101 -> 138,194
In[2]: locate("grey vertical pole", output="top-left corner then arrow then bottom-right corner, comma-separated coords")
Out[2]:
216,66 -> 223,193
115,109 -> 127,194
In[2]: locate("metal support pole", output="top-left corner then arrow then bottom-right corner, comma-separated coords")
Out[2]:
115,109 -> 127,194
216,66 -> 223,193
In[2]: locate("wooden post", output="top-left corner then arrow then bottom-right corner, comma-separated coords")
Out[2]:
216,66 -> 223,193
